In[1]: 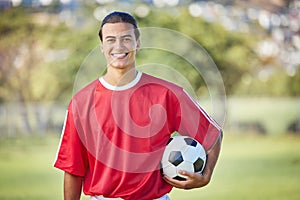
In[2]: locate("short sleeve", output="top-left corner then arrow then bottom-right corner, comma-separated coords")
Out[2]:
176,89 -> 222,152
54,101 -> 89,176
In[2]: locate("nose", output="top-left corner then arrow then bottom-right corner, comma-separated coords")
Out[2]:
115,38 -> 124,49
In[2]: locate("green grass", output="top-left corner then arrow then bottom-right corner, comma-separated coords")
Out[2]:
0,135 -> 63,200
226,97 -> 300,134
170,134 -> 300,200
0,133 -> 300,200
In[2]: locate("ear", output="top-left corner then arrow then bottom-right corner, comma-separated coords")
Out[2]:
136,39 -> 141,51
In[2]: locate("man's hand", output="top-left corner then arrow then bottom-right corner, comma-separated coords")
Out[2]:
163,170 -> 211,190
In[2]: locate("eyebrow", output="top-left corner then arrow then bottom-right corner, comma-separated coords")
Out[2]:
104,36 -> 116,40
104,34 -> 133,40
121,34 -> 133,38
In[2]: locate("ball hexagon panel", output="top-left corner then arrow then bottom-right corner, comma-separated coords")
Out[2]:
162,163 -> 177,178
177,160 -> 194,174
182,146 -> 199,163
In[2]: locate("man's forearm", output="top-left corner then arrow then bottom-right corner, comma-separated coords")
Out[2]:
203,133 -> 222,181
64,172 -> 83,200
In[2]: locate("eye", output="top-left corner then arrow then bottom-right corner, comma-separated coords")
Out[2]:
123,37 -> 132,42
106,38 -> 115,43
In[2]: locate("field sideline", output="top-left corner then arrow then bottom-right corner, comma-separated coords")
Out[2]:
0,133 -> 299,200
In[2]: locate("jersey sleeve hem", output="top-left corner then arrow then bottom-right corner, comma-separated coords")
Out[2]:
54,162 -> 86,177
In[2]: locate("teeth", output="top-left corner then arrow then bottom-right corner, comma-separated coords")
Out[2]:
112,53 -> 127,58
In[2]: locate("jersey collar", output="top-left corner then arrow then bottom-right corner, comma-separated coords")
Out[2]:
99,71 -> 142,91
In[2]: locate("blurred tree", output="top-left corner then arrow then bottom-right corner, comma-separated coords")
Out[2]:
1,5 -> 299,135
137,8 -> 261,95
0,7 -> 99,101
0,7 -> 98,133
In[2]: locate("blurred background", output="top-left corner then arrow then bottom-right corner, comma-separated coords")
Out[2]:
0,0 -> 299,199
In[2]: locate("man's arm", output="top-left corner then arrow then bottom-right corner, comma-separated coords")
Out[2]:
163,133 -> 222,189
64,172 -> 83,200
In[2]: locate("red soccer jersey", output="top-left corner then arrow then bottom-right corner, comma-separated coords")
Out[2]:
54,72 -> 222,200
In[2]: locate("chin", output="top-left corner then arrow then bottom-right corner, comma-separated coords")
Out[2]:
110,64 -> 128,69
110,62 -> 134,70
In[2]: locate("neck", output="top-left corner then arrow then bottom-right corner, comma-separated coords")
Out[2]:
103,67 -> 137,86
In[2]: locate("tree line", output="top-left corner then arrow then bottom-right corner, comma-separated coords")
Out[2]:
1,7 -> 299,105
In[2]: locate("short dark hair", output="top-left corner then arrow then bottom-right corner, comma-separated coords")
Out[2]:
99,11 -> 140,41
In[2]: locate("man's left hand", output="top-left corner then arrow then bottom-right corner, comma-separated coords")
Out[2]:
163,170 -> 210,190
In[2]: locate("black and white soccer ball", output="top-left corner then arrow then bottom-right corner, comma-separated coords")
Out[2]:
161,136 -> 207,181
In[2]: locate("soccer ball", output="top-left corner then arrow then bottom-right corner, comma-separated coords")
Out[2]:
161,136 -> 206,181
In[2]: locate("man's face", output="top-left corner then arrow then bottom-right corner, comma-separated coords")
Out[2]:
101,23 -> 140,70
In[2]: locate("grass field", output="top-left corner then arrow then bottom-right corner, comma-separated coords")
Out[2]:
0,133 -> 300,200
226,97 -> 300,134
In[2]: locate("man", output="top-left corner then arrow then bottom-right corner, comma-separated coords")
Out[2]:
54,11 -> 222,200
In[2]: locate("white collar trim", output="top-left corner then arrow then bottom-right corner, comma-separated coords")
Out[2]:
99,71 -> 142,91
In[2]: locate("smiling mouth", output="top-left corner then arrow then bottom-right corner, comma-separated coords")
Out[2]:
111,52 -> 129,59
